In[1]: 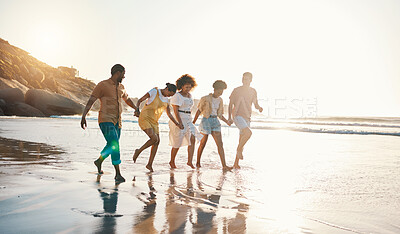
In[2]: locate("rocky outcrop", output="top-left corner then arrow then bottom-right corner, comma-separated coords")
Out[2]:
0,88 -> 25,103
0,38 -> 97,117
3,102 -> 45,117
25,89 -> 84,116
0,99 -> 4,116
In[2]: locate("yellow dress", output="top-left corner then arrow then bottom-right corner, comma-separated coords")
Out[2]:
138,89 -> 168,134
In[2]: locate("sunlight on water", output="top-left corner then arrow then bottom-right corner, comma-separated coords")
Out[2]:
1,117 -> 400,233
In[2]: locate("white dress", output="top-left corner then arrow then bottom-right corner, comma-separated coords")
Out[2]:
169,92 -> 203,148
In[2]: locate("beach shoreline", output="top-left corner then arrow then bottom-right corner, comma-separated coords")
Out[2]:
1,116 -> 400,233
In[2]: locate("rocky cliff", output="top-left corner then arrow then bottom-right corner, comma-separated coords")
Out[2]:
0,38 -> 96,116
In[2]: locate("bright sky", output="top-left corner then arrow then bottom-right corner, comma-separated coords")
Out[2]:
1,0 -> 399,117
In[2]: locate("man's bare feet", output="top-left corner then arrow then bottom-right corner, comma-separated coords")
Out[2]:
115,175 -> 126,183
146,164 -> 154,172
233,164 -> 241,169
196,163 -> 201,168
132,149 -> 140,163
223,166 -> 233,171
187,162 -> 195,169
94,159 -> 104,174
169,161 -> 177,169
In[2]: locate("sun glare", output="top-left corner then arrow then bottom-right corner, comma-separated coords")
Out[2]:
32,23 -> 63,66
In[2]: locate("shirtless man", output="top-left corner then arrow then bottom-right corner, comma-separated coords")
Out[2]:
228,72 -> 263,169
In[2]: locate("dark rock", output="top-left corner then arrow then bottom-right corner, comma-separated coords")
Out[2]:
0,99 -> 5,108
0,107 -> 4,116
0,88 -> 25,103
3,102 -> 45,117
25,89 -> 84,116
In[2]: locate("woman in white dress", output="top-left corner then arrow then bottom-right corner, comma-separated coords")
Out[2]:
169,74 -> 203,169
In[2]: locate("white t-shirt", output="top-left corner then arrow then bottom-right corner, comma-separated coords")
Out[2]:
146,88 -> 169,104
170,92 -> 193,112
211,97 -> 220,116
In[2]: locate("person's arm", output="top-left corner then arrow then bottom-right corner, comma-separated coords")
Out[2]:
172,104 -> 183,126
81,95 -> 98,129
228,100 -> 234,122
219,115 -> 232,126
192,109 -> 201,124
134,92 -> 150,117
123,96 -> 138,110
253,90 -> 263,113
166,105 -> 184,129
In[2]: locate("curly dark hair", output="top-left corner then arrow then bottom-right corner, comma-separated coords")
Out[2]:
176,74 -> 197,90
212,80 -> 227,90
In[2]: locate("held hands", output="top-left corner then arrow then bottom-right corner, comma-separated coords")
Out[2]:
227,118 -> 233,126
258,106 -> 263,113
80,117 -> 87,129
134,109 -> 140,117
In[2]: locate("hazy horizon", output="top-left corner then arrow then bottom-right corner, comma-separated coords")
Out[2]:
1,0 -> 399,117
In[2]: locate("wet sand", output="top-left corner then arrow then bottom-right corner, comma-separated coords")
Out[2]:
1,116 -> 400,233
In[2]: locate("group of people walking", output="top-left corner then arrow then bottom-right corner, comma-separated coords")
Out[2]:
81,64 -> 263,182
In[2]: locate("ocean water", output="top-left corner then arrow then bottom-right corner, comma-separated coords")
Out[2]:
1,113 -> 400,233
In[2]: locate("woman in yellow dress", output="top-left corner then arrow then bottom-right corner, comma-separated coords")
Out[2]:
133,83 -> 183,172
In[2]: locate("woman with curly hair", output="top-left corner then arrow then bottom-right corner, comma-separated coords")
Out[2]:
133,83 -> 183,172
169,74 -> 203,169
193,80 -> 233,170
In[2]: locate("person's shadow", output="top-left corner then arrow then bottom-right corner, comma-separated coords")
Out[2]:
132,173 -> 157,233
95,175 -> 121,234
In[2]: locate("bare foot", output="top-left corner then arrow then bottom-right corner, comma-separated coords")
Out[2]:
132,149 -> 140,163
233,164 -> 241,169
223,166 -> 233,171
146,164 -> 154,172
169,161 -> 177,169
187,162 -> 195,169
94,159 -> 104,174
196,163 -> 201,168
237,150 -> 243,160
115,175 -> 126,183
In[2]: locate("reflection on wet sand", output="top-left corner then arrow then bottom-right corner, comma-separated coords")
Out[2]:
164,170 -> 191,233
164,170 -> 249,233
132,173 -> 158,234
0,136 -> 64,164
90,170 -> 250,233
95,175 -> 121,234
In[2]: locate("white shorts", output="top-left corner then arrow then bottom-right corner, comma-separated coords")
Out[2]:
233,116 -> 250,131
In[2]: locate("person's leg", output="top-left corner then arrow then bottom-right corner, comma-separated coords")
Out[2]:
146,134 -> 160,172
170,147 -> 179,169
113,164 -> 125,182
133,128 -> 158,162
196,133 -> 208,167
234,128 -> 252,168
94,157 -> 104,174
111,125 -> 125,182
211,131 -> 232,170
187,135 -> 196,169
97,122 -> 117,174
237,127 -> 252,158
233,117 -> 252,169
